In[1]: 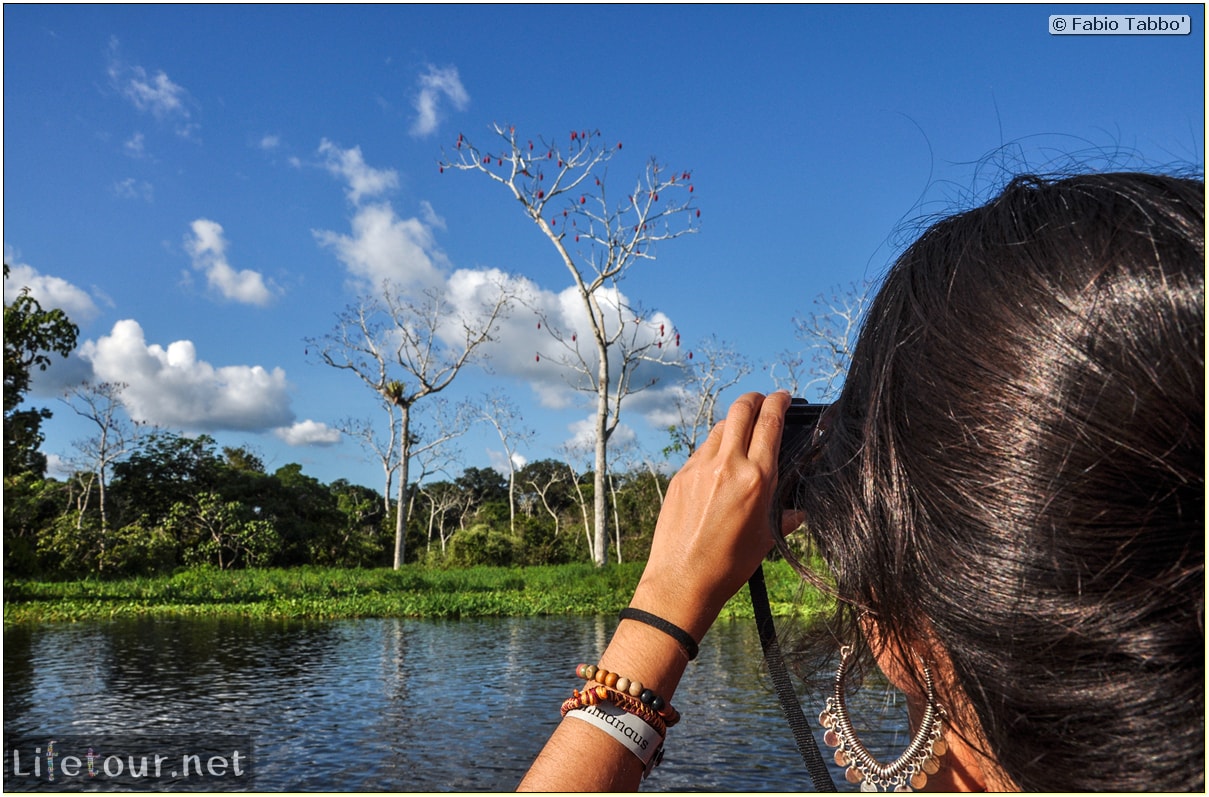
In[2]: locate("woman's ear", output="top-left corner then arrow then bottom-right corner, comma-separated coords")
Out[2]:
859,619 -> 1016,791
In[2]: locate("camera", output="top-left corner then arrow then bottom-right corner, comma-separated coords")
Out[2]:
778,398 -> 829,489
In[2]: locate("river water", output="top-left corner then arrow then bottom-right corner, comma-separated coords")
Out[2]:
4,615 -> 912,791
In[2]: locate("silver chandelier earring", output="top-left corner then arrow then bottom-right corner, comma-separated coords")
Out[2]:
819,644 -> 948,792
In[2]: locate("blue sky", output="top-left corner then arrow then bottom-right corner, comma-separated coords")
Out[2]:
5,4 -> 1204,493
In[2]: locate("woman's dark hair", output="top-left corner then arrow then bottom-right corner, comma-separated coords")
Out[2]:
777,172 -> 1204,791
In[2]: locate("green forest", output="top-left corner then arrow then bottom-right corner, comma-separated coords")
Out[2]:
3,262 -> 673,580
7,430 -> 669,578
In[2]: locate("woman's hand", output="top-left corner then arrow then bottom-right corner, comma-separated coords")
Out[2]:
517,391 -> 791,792
629,390 -> 791,644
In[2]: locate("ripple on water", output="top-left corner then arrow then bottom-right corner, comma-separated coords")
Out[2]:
5,615 -> 911,791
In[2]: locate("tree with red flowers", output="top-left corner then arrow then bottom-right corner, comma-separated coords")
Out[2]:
442,124 -> 698,566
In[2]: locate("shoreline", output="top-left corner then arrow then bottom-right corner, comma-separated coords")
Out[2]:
2,560 -> 818,625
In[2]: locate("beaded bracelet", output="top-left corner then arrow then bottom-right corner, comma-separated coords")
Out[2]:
561,686 -> 668,737
574,664 -> 681,727
591,681 -> 680,730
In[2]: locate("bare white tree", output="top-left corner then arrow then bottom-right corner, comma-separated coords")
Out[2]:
476,389 -> 534,535
404,398 -> 471,525
443,124 -> 698,565
522,460 -> 569,539
61,381 -> 141,532
666,334 -> 752,458
604,439 -> 645,564
418,480 -> 465,555
642,456 -> 667,507
337,396 -> 400,517
557,440 -> 597,562
310,279 -> 512,569
772,281 -> 873,400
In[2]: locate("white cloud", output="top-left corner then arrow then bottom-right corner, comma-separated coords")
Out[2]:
471,274 -> 686,406
566,415 -> 636,452
259,134 -> 280,150
45,453 -> 72,480
315,141 -> 447,290
410,64 -> 469,137
107,38 -> 195,135
78,319 -> 294,432
275,420 -> 341,446
565,417 -> 593,448
5,247 -> 101,396
442,266 -> 689,446
486,449 -> 527,474
642,383 -> 692,431
441,266 -> 521,332
184,219 -> 276,306
3,251 -> 100,323
418,200 -> 446,231
318,139 -> 398,205
124,132 -> 146,158
314,202 -> 447,292
113,177 -> 153,201
126,68 -> 187,118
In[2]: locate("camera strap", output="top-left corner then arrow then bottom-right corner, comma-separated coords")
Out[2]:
749,564 -> 837,791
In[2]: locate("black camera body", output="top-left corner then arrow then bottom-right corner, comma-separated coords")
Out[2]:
778,398 -> 828,482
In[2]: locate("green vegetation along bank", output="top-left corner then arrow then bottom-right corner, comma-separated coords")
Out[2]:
3,560 -> 825,625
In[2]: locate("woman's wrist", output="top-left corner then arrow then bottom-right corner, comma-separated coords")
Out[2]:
597,614 -> 692,702
630,571 -> 726,647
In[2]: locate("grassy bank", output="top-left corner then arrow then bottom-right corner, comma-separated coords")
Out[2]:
3,559 -> 823,624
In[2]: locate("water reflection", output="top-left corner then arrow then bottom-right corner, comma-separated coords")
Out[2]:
4,616 -> 910,791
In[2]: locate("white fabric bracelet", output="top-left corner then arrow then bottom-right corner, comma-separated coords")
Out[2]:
564,702 -> 665,773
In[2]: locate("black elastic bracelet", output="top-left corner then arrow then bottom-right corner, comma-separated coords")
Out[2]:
618,608 -> 699,661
